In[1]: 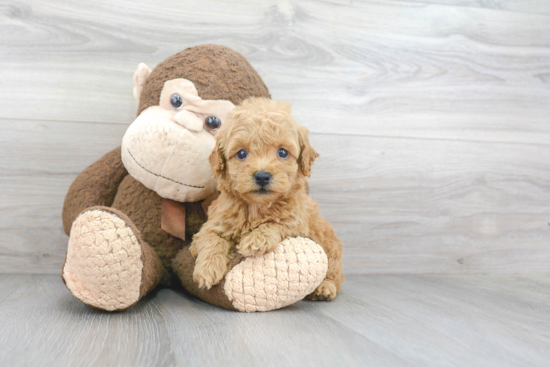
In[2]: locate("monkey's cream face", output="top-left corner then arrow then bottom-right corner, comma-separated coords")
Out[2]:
122,78 -> 235,202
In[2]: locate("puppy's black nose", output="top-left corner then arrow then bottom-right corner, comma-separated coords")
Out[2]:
254,171 -> 271,187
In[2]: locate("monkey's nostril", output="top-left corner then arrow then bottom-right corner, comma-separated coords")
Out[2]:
254,171 -> 271,186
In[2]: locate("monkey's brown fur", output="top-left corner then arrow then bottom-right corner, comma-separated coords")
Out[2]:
63,45 -> 271,271
62,45 -> 271,309
190,98 -> 344,300
138,45 -> 270,115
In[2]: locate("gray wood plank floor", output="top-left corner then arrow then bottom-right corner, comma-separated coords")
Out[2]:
1,274 -> 549,367
1,0 -> 549,275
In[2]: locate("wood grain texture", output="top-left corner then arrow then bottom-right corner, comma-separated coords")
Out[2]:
403,0 -> 550,14
1,0 -> 549,274
2,120 -> 549,274
2,0 -> 550,142
1,274 -> 549,367
0,275 -> 175,367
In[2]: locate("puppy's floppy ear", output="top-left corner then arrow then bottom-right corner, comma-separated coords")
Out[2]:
297,125 -> 319,177
209,129 -> 227,178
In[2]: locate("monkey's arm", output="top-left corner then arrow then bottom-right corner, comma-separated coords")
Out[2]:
62,147 -> 128,235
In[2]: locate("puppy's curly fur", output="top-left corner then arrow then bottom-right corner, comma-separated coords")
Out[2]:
190,98 -> 344,301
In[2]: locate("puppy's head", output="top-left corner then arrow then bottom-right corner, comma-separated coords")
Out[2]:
209,98 -> 319,204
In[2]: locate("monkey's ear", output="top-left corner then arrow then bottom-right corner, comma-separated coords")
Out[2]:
297,125 -> 319,177
208,130 -> 227,178
133,63 -> 152,102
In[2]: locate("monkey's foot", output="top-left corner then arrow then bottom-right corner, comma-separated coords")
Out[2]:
224,237 -> 328,312
174,237 -> 328,312
62,207 -> 162,311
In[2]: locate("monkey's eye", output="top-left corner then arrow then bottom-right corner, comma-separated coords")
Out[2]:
170,94 -> 183,109
205,116 -> 221,130
237,149 -> 248,160
278,148 -> 289,159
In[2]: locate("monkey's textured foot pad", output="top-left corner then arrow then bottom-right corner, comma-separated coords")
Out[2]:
224,237 -> 328,312
63,209 -> 143,311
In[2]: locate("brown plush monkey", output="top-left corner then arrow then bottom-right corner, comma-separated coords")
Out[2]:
61,45 -> 329,312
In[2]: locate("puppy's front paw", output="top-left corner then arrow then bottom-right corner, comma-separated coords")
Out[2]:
308,280 -> 338,301
238,228 -> 281,257
193,254 -> 230,289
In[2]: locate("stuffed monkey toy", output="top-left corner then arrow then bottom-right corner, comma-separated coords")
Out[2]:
61,45 -> 328,312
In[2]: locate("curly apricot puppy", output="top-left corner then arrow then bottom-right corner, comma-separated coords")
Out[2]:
190,98 -> 344,300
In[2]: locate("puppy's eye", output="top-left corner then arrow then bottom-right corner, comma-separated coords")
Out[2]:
278,148 -> 289,159
170,94 -> 183,109
205,116 -> 221,130
237,149 -> 248,160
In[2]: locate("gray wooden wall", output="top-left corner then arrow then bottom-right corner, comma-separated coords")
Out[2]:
1,0 -> 549,274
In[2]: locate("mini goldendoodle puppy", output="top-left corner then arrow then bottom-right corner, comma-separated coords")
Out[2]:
190,98 -> 343,300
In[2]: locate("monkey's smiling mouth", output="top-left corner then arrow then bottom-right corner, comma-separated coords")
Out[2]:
126,149 -> 205,189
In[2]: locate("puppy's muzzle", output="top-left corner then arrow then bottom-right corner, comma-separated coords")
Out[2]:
254,171 -> 272,187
